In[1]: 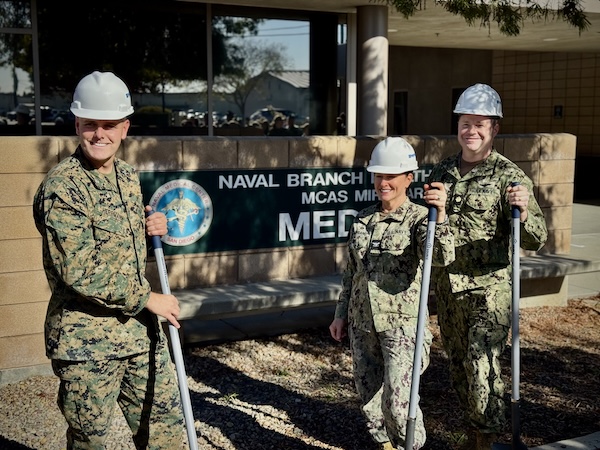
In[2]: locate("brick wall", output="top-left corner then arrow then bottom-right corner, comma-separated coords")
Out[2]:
0,133 -> 576,382
493,51 -> 599,158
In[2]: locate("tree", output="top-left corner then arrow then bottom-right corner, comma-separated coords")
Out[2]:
0,0 -> 263,97
213,40 -> 290,120
380,0 -> 591,36
0,1 -> 33,103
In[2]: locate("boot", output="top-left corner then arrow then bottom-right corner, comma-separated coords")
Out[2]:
475,431 -> 498,450
381,442 -> 395,450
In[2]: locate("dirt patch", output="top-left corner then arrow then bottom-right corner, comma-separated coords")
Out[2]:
185,296 -> 600,450
422,296 -> 600,449
1,297 -> 597,450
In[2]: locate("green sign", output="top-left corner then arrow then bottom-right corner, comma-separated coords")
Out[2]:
139,166 -> 433,255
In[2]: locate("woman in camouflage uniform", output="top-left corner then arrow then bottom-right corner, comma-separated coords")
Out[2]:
329,137 -> 455,450
33,71 -> 185,449
428,84 -> 548,450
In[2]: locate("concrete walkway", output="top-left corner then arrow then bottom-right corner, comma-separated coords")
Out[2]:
568,202 -> 600,299
509,202 -> 600,450
532,431 -> 600,450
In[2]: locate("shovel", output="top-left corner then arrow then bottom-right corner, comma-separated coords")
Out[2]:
405,205 -> 437,450
147,211 -> 199,450
493,183 -> 527,450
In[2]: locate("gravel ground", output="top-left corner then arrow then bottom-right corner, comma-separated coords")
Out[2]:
1,297 -> 598,450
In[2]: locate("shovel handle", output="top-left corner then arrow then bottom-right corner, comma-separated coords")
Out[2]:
406,205 -> 438,450
428,204 -> 438,222
510,183 -> 521,404
150,232 -> 164,251
493,183 -> 527,450
512,181 -> 521,219
146,210 -> 199,450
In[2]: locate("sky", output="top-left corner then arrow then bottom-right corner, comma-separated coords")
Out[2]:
0,19 -> 309,99
253,19 -> 309,70
0,66 -> 31,96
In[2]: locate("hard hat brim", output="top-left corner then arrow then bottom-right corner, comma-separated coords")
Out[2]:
366,165 -> 417,174
454,109 -> 503,119
70,106 -> 133,121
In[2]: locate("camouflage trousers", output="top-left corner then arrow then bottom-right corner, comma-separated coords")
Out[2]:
52,339 -> 185,450
350,324 -> 432,450
435,281 -> 511,433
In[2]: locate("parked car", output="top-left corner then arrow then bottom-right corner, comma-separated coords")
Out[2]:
5,104 -> 60,124
249,107 -> 295,124
39,105 -> 59,123
53,110 -> 75,126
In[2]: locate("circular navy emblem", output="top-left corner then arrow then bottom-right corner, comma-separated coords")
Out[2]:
149,179 -> 213,246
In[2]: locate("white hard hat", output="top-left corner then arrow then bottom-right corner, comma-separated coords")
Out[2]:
70,71 -> 134,120
454,83 -> 503,118
367,137 -> 418,174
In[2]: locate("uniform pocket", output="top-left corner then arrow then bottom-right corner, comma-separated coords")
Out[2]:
91,210 -> 130,245
464,191 -> 498,213
462,191 -> 500,237
380,228 -> 412,254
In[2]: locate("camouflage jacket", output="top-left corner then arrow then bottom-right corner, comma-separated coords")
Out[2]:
428,150 -> 548,293
33,147 -> 163,361
335,200 -> 455,333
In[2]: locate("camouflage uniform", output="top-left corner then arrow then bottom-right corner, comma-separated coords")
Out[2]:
33,147 -> 184,449
335,200 -> 455,449
428,150 -> 548,433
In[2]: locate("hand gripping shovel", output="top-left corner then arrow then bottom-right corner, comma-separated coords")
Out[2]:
405,206 -> 437,450
147,211 -> 199,450
493,182 -> 527,450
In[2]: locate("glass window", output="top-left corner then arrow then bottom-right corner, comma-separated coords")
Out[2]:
34,0 -> 210,136
0,0 -> 31,28
451,87 -> 466,135
212,15 -> 310,136
1,1 -> 342,136
0,1 -> 34,131
393,90 -> 408,136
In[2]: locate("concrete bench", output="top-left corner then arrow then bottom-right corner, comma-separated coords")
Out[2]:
176,275 -> 342,321
174,275 -> 341,345
519,254 -> 600,279
172,254 -> 600,345
518,254 -> 600,308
